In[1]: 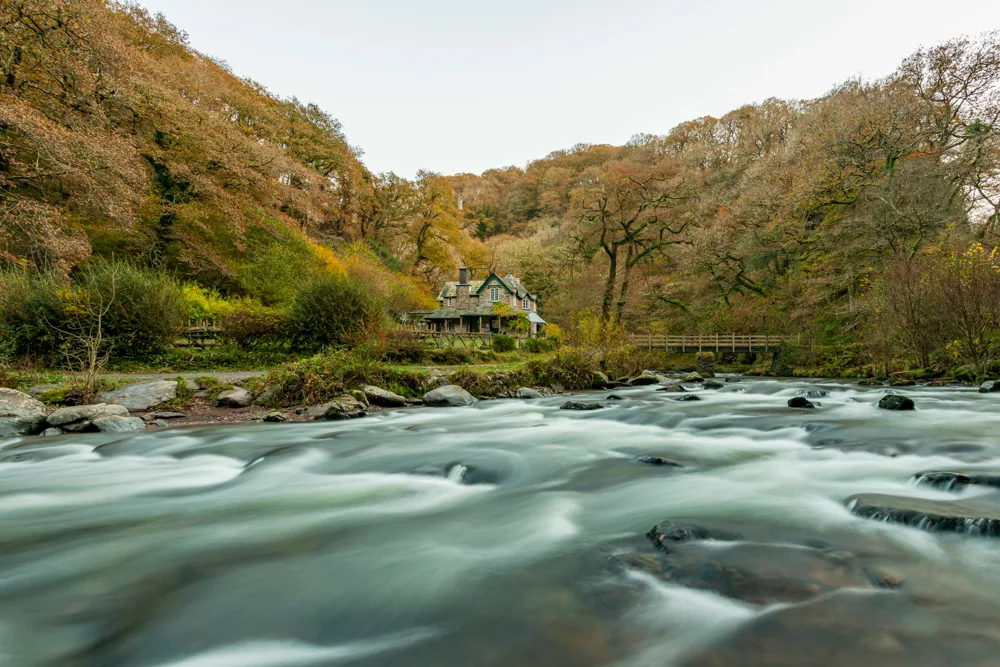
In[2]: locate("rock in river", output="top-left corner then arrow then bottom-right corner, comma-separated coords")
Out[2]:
560,401 -> 605,411
46,403 -> 129,427
657,383 -> 686,393
848,492 -> 1000,537
878,394 -> 915,411
627,370 -> 666,386
674,394 -> 702,402
787,397 -> 817,409
98,380 -> 178,411
423,385 -> 477,407
979,380 -> 1000,393
515,387 -> 544,399
309,400 -> 367,421
0,388 -> 46,436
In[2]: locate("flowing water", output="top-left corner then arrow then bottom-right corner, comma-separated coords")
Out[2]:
4,378 -> 1000,666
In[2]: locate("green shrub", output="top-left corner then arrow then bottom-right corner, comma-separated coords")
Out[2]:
427,347 -> 474,365
74,258 -> 185,359
0,270 -> 69,363
380,329 -> 427,363
219,300 -> 286,350
284,275 -> 386,351
492,334 -> 517,352
523,337 -> 557,354
525,347 -> 600,389
448,366 -> 529,397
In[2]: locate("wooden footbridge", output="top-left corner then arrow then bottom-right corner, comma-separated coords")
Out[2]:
630,333 -> 799,353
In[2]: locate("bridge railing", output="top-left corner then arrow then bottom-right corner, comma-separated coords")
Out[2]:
630,333 -> 800,352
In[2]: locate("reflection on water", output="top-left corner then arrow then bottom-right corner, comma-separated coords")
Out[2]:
3,379 -> 1000,665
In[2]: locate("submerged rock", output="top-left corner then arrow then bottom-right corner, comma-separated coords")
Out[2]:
796,389 -> 830,399
216,387 -> 253,408
657,383 -> 686,393
0,388 -> 46,436
636,455 -> 681,467
560,401 -> 605,411
914,471 -> 1000,491
703,380 -> 725,390
674,394 -> 702,401
606,394 -> 625,401
848,492 -> 1000,537
878,394 -> 915,411
627,370 -> 666,386
423,385 -> 477,407
645,520 -> 737,551
681,372 -> 704,383
515,387 -> 544,399
98,381 -> 178,411
787,397 -> 816,409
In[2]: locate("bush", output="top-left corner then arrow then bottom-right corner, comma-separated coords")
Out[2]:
0,270 -> 67,363
218,300 -> 285,350
492,334 -> 517,352
448,366 -> 528,397
525,347 -> 600,389
379,328 -> 427,364
427,347 -> 474,365
284,275 -> 386,351
523,337 -> 557,354
74,258 -> 185,359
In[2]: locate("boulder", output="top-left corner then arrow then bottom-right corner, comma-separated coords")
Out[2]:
592,371 -> 611,389
92,416 -> 146,433
47,403 -> 129,427
674,394 -> 702,401
40,427 -> 63,437
515,387 -> 544,399
657,383 -> 686,393
606,394 -> 625,401
0,388 -> 47,436
979,380 -> 1000,393
559,401 -> 604,411
263,411 -> 288,423
878,394 -> 915,411
349,389 -> 370,408
627,370 -> 666,386
848,492 -> 1000,537
695,351 -> 716,377
703,380 -> 725,390
310,399 -> 367,421
787,397 -> 816,409
362,385 -> 407,408
423,385 -> 477,407
98,381 -> 178,411
216,387 -> 252,408
681,372 -> 704,383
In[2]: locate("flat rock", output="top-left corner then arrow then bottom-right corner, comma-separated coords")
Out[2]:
47,403 -> 128,427
787,397 -> 816,409
657,383 -> 686,393
914,471 -> 1000,491
92,416 -> 146,433
878,394 -> 915,411
559,401 -> 605,411
636,456 -> 681,467
423,385 -> 477,407
362,385 -> 407,407
627,370 -> 666,386
150,411 -> 186,420
216,387 -> 253,408
98,381 -> 178,412
309,400 -> 367,421
848,492 -> 1000,537
0,388 -> 47,436
515,387 -> 544,399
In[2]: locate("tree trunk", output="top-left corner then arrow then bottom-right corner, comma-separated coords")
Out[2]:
601,245 -> 618,321
615,246 -> 635,321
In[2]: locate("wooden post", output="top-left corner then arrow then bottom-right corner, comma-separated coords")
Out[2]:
715,333 -> 719,353
732,332 -> 735,352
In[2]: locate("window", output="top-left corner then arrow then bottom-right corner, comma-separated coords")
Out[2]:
522,297 -> 529,309
489,286 -> 500,302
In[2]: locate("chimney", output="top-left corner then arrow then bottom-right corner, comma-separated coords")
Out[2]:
456,267 -> 471,308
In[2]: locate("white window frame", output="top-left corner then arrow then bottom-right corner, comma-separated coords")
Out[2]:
522,297 -> 529,309
489,286 -> 500,302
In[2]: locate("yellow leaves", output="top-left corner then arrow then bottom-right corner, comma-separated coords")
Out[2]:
310,242 -> 347,277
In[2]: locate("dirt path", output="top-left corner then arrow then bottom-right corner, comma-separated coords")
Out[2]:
103,371 -> 267,383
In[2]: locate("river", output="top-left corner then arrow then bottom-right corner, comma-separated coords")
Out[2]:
3,378 -> 1000,666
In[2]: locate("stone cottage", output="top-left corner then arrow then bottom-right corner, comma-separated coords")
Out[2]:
425,268 -> 547,336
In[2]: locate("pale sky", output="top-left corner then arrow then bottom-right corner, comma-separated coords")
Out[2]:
136,0 -> 1000,178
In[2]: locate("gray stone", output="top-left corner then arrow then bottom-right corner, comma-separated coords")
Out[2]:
405,398 -> 424,406
879,394 -> 915,411
674,394 -> 702,402
349,389 -> 370,408
150,411 -> 186,419
92,416 -> 146,433
40,427 -> 63,437
593,371 -> 611,388
560,401 -> 605,411
657,383 -> 686,393
98,381 -> 178,411
628,370 -> 667,386
362,385 -> 407,408
27,384 -> 61,398
681,372 -> 704,383
979,380 -> 1000,393
516,387 -> 544,399
703,380 -> 725,390
787,397 -> 816,409
47,403 -> 129,427
310,400 -> 367,421
153,420 -> 170,428
264,411 -> 288,423
216,387 -> 253,408
423,385 -> 477,407
0,388 -> 47,436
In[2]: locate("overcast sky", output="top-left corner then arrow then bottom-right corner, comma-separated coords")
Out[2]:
135,0 -> 1000,178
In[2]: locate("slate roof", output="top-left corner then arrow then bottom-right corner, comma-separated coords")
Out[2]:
425,304 -> 500,320
438,272 -> 535,301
